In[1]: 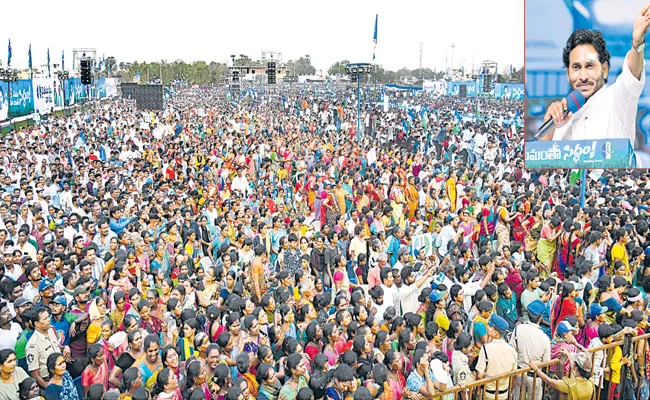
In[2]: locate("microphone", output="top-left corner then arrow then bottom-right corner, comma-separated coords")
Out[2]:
533,89 -> 585,141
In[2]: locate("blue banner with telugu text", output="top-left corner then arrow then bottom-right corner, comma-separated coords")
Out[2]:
8,80 -> 34,117
525,139 -> 635,169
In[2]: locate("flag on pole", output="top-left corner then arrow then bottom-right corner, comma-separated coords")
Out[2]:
62,50 -> 65,71
47,48 -> 51,78
7,39 -> 11,67
373,14 -> 378,61
28,43 -> 32,77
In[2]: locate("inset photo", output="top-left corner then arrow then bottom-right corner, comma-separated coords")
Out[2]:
525,0 -> 650,168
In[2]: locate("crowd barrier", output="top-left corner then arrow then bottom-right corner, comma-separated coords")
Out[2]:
435,332 -> 650,400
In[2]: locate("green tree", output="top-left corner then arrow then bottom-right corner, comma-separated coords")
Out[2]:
287,55 -> 316,75
328,60 -> 350,76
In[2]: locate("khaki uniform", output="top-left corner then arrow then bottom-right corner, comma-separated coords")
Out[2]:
475,338 -> 518,400
510,322 -> 551,400
26,328 -> 60,379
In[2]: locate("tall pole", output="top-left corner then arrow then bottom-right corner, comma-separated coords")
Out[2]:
7,80 -> 12,132
579,169 -> 587,208
63,78 -> 67,116
357,72 -> 361,142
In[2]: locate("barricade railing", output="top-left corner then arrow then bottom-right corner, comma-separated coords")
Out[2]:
434,332 -> 650,400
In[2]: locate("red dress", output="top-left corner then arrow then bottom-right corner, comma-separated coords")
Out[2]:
511,212 -> 526,243
550,297 -> 577,337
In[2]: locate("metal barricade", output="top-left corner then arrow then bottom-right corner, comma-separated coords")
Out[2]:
433,332 -> 650,400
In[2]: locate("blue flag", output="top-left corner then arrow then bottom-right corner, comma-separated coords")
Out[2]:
402,118 -> 409,133
373,14 -> 378,61
7,39 -> 11,67
407,108 -> 416,122
28,43 -> 32,72
47,48 -> 51,78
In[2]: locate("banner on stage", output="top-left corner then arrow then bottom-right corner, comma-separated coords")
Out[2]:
9,80 -> 34,117
525,139 -> 635,169
32,78 -> 55,114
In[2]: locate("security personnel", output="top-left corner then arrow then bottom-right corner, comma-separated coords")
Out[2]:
25,305 -> 70,389
510,300 -> 551,400
475,314 -> 517,400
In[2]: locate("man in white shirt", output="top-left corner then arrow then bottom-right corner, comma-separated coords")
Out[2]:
541,11 -> 649,142
392,246 -> 410,273
437,214 -> 466,258
231,169 -> 249,196
377,267 -> 400,317
473,130 -> 486,167
399,265 -> 435,314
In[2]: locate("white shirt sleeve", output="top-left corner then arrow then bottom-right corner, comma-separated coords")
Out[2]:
615,51 -> 646,100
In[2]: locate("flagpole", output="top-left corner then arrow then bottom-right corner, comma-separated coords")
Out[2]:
373,14 -> 378,90
29,44 -> 32,79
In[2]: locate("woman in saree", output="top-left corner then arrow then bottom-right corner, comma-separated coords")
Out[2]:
404,175 -> 419,221
425,187 -> 438,228
555,220 -> 582,280
479,196 -> 497,246
150,240 -> 171,278
537,216 -> 563,275
494,196 -> 515,252
522,206 -> 544,254
87,297 -> 110,346
341,175 -> 354,216
135,334 -> 163,391
109,330 -> 144,389
511,202 -> 527,246
388,177 -> 405,229
437,189 -> 452,214
109,290 -> 131,332
445,171 -> 458,212
135,239 -> 150,273
314,175 -> 324,223
323,186 -> 341,228
44,353 -> 83,400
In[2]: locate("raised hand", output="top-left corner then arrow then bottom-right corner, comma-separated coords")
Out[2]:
633,3 -> 650,47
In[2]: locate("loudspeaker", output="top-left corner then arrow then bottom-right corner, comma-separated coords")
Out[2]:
80,59 -> 92,85
135,84 -> 163,110
266,61 -> 276,85
121,83 -> 138,99
459,85 -> 467,98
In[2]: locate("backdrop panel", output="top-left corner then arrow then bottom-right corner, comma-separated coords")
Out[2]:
0,82 -> 7,121
32,78 -> 56,114
8,80 -> 34,117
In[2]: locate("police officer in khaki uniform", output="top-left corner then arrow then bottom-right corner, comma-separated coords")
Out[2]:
26,306 -> 70,389
475,314 -> 518,400
510,300 -> 551,400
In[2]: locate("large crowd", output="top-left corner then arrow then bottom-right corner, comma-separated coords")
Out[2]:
0,80 -> 642,400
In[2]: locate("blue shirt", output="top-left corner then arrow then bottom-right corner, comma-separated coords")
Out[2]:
387,236 -> 401,266
406,369 -> 435,392
51,313 -> 78,346
496,296 -> 517,329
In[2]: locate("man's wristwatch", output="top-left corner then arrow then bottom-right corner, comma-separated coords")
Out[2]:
634,40 -> 646,53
